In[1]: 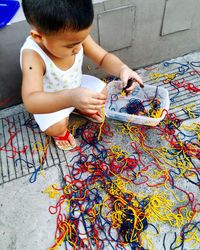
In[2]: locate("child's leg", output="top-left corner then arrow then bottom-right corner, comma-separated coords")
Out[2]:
45,117 -> 76,150
33,107 -> 76,150
101,85 -> 108,96
89,85 -> 108,122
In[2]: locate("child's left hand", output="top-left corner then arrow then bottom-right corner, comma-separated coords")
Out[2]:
119,66 -> 143,95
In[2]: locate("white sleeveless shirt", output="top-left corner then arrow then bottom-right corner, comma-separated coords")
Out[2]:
20,36 -> 83,92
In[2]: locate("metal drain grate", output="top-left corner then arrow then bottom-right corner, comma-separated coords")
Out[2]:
0,111 -> 69,185
139,58 -> 200,120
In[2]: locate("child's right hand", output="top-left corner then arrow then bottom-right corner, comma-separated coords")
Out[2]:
71,87 -> 106,114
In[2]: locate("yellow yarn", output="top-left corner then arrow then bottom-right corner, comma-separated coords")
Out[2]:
97,107 -> 105,140
145,192 -> 185,227
33,137 -> 50,178
150,72 -> 176,82
49,222 -> 76,250
44,184 -> 61,199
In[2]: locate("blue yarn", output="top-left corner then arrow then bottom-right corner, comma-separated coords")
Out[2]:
163,61 -> 189,75
124,99 -> 145,115
29,165 -> 41,183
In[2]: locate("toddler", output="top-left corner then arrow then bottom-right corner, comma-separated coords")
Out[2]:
20,0 -> 143,150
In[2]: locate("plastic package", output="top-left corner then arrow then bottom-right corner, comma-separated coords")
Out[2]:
0,0 -> 20,29
105,81 -> 170,126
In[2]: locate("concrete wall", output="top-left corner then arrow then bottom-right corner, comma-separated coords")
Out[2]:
0,0 -> 200,109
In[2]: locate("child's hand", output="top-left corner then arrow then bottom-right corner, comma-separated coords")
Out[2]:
120,66 -> 143,95
72,87 -> 106,114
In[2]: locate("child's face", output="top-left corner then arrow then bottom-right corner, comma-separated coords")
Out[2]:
36,26 -> 92,59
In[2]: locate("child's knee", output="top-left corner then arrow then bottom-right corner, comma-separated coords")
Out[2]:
101,86 -> 108,96
44,118 -> 68,136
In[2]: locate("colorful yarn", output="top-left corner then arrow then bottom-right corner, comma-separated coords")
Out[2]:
150,72 -> 176,83
45,114 -> 200,249
6,60 -> 197,249
29,137 -> 50,183
119,97 -> 163,119
0,118 -> 28,158
125,99 -> 146,115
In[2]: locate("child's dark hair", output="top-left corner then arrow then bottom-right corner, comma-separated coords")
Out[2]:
22,0 -> 94,34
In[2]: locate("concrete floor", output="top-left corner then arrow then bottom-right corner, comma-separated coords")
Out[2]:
0,51 -> 200,250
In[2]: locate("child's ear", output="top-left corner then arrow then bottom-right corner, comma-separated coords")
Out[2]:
30,29 -> 43,43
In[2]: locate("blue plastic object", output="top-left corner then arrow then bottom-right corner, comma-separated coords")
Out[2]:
0,0 -> 20,29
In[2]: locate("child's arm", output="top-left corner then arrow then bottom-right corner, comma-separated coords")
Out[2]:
21,50 -> 106,114
83,35 -> 143,93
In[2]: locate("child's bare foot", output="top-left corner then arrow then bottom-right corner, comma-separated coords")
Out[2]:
89,112 -> 103,123
73,109 -> 103,123
53,129 -> 76,151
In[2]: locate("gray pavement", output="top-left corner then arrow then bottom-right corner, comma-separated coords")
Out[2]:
0,51 -> 200,250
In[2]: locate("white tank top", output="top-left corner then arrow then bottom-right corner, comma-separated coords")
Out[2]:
20,36 -> 83,92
